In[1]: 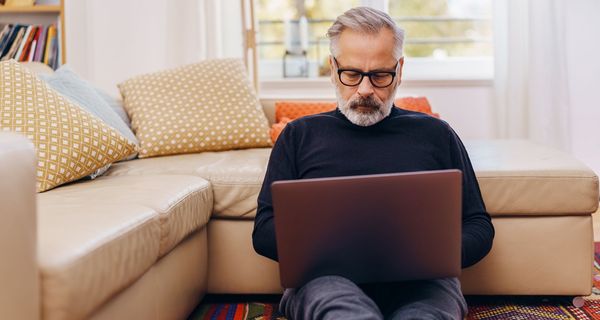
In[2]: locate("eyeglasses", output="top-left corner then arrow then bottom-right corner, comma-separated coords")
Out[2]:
333,57 -> 398,88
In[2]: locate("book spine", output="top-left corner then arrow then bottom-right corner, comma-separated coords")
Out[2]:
27,40 -> 37,62
19,26 -> 37,61
56,17 -> 61,66
43,25 -> 56,65
34,26 -> 47,62
2,27 -> 25,61
0,24 -> 11,48
0,24 -> 14,56
14,25 -> 32,61
50,35 -> 58,69
27,26 -> 41,62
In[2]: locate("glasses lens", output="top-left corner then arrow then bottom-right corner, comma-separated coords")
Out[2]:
340,70 -> 363,86
370,73 -> 394,88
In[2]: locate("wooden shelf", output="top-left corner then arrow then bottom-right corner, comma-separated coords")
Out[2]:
0,5 -> 61,13
0,1 -> 65,65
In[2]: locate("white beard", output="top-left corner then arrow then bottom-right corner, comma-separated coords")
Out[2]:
335,87 -> 396,127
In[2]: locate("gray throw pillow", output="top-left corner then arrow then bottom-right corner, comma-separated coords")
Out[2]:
39,66 -> 139,179
39,66 -> 138,145
95,89 -> 132,129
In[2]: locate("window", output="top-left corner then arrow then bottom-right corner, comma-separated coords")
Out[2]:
389,0 -> 492,59
253,0 -> 493,82
255,0 -> 360,79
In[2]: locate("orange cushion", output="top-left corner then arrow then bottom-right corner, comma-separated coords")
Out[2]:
395,96 -> 440,118
270,117 -> 292,143
275,101 -> 336,123
270,97 -> 439,143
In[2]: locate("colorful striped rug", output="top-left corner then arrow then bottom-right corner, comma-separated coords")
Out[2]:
465,296 -> 600,319
188,302 -> 284,320
187,299 -> 600,320
188,243 -> 600,320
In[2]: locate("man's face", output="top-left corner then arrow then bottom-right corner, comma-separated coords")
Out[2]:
330,28 -> 404,126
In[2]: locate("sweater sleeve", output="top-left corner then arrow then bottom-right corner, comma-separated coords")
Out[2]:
252,124 -> 298,262
447,127 -> 495,268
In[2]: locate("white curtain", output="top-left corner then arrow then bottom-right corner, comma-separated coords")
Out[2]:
493,0 -> 571,151
198,0 -> 244,60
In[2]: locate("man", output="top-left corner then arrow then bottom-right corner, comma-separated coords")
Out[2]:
253,7 -> 494,320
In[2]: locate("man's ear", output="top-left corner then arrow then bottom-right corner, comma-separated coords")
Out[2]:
329,55 -> 335,85
396,56 -> 405,85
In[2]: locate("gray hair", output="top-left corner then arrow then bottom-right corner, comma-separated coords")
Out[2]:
327,7 -> 405,59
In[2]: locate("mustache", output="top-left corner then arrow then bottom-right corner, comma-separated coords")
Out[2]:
348,96 -> 381,109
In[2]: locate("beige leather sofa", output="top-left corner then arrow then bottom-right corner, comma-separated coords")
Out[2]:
1,109 -> 598,319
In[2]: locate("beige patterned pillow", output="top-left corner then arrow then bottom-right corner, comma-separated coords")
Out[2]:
118,58 -> 272,158
0,60 -> 137,192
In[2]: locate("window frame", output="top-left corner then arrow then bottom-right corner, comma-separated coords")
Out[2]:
252,0 -> 494,96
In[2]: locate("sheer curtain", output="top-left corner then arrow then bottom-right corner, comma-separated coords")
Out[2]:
198,0 -> 244,60
493,0 -> 571,151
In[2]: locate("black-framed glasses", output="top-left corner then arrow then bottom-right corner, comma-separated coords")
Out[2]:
333,57 -> 398,88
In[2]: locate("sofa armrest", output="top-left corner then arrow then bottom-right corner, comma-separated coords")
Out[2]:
0,133 -> 39,320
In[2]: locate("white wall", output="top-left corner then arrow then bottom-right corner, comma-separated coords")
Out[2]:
565,1 -> 600,175
400,83 -> 495,139
65,0 -> 205,96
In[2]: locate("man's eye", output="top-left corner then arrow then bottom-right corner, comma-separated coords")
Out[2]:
344,71 -> 361,77
372,73 -> 391,79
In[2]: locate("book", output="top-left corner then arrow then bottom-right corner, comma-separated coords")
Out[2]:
27,25 -> 41,62
43,25 -> 55,65
56,21 -> 61,66
14,25 -> 32,61
0,25 -> 11,45
0,25 -> 21,58
19,25 -> 37,61
0,24 -> 13,55
50,34 -> 58,69
27,40 -> 36,61
33,25 -> 47,62
2,26 -> 25,61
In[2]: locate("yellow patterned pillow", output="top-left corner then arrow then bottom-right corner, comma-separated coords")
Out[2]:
0,60 -> 136,192
118,58 -> 272,158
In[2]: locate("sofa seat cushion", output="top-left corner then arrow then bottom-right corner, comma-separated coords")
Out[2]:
106,148 -> 270,218
38,175 -> 213,256
105,140 -> 599,218
466,140 -> 599,215
37,203 -> 160,320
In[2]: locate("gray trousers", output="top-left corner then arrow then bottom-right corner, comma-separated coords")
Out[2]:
279,276 -> 467,320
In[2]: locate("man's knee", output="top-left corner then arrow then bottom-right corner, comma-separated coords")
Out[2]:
280,275 -> 382,320
385,278 -> 467,320
280,275 -> 363,309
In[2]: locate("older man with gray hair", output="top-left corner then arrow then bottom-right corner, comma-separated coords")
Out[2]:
253,6 -> 494,320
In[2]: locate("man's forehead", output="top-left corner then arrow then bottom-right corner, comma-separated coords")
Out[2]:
336,29 -> 397,68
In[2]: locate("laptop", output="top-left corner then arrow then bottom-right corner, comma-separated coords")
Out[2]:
271,169 -> 462,288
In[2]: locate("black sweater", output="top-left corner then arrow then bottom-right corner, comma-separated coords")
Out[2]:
253,106 -> 494,268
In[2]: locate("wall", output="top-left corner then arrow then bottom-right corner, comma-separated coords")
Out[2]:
65,0 -> 206,96
400,83 -> 495,139
565,1 -> 600,175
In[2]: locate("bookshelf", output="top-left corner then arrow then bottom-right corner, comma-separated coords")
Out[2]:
0,0 -> 66,66
0,5 -> 60,13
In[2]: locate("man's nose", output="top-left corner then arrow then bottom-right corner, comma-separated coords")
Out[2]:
356,76 -> 374,97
